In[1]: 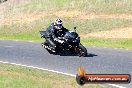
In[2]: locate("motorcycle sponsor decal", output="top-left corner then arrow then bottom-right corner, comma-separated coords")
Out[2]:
76,67 -> 131,85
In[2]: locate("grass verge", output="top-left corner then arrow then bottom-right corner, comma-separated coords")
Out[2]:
0,63 -> 106,88
0,0 -> 132,49
81,38 -> 132,49
14,0 -> 132,14
0,36 -> 131,49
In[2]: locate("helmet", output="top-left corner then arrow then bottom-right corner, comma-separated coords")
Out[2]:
54,18 -> 63,29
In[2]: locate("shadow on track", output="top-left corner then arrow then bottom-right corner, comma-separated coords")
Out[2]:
55,51 -> 98,57
87,53 -> 98,57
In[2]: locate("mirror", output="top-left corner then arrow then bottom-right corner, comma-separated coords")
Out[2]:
74,27 -> 76,29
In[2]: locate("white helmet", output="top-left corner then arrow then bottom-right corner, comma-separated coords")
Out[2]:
54,18 -> 63,29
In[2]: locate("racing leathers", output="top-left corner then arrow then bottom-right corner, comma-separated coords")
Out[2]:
43,23 -> 68,52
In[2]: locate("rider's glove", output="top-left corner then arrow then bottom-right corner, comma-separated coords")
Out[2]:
58,40 -> 64,44
41,35 -> 44,38
54,38 -> 64,44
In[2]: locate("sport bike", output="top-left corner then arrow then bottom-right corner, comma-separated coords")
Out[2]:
39,27 -> 87,57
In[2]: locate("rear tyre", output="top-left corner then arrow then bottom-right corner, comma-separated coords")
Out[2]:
77,44 -> 87,57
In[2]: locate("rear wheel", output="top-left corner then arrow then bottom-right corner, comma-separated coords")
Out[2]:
76,44 -> 87,57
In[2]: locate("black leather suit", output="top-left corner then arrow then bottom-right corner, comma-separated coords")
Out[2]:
44,23 -> 68,50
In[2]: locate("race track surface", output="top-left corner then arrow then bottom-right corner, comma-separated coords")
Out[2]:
0,40 -> 132,88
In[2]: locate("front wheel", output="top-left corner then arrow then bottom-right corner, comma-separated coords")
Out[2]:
76,44 -> 87,57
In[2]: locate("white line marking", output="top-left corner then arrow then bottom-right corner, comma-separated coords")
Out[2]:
0,60 -> 127,88
108,84 -> 126,88
0,61 -> 76,77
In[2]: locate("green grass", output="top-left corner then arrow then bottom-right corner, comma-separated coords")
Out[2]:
0,63 -> 106,88
81,38 -> 132,49
19,0 -> 132,14
0,0 -> 132,49
0,17 -> 132,49
0,17 -> 131,38
2,0 -> 132,19
64,18 -> 132,33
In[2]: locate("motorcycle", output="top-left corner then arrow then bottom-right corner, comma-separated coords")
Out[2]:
39,27 -> 87,57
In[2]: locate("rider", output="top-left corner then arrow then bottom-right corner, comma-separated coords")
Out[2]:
42,18 -> 69,52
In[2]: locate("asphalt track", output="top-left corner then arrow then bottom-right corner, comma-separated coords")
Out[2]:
0,40 -> 132,88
